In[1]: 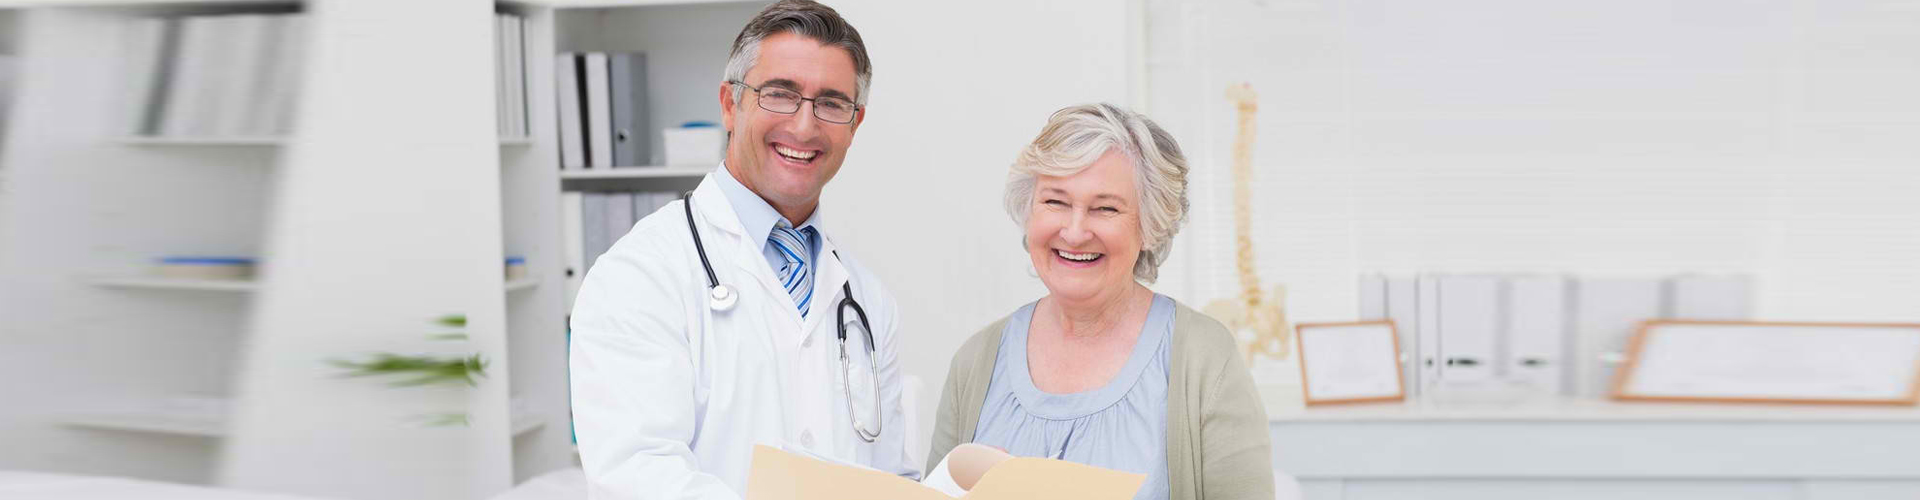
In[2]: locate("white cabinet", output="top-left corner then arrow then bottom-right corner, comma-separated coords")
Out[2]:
1272,400 -> 1920,500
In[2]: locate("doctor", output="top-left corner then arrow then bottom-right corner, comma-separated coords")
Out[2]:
568,1 -> 915,498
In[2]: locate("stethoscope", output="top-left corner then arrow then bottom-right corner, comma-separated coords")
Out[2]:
682,191 -> 884,443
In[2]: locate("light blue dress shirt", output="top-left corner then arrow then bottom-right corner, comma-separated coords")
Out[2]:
972,294 -> 1174,500
712,162 -> 822,275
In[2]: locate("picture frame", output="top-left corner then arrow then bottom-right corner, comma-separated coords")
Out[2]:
1611,320 -> 1920,405
1295,320 -> 1407,406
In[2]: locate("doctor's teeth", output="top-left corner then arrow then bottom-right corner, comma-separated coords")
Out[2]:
775,145 -> 817,159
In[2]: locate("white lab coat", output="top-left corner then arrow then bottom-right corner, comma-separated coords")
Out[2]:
568,172 -> 917,500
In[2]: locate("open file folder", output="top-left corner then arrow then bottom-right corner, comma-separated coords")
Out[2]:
745,445 -> 1145,500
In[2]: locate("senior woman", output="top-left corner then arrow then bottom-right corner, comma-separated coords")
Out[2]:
927,104 -> 1273,500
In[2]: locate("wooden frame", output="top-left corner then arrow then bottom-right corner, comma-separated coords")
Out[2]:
1295,320 -> 1407,406
1611,320 -> 1920,406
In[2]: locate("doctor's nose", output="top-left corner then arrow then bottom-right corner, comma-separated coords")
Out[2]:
787,100 -> 822,136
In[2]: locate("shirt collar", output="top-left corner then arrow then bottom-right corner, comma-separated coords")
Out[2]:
714,161 -> 824,245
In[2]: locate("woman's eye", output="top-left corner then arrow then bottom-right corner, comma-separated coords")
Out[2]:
1043,199 -> 1068,207
1095,206 -> 1119,213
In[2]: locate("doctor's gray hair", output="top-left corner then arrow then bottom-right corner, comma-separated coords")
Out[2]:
724,0 -> 873,106
1004,103 -> 1190,283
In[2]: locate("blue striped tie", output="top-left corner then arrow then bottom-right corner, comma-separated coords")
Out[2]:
769,222 -> 814,318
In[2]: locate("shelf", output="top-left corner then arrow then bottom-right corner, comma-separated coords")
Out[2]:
512,0 -> 765,9
118,136 -> 286,147
61,397 -> 546,438
5,0 -> 299,7
88,276 -> 540,293
86,276 -> 258,292
560,166 -> 707,192
1273,397 -> 1920,423
59,397 -> 229,437
506,277 -> 540,292
560,166 -> 708,180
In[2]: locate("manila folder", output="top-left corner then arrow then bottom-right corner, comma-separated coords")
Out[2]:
746,445 -> 1144,500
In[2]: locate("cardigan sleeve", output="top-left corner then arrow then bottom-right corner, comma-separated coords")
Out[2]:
1199,344 -> 1276,500
924,345 -> 968,473
925,317 -> 1009,473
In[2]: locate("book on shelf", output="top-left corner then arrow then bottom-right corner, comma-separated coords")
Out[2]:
129,12 -> 307,139
561,192 -> 586,311
555,51 -> 655,170
556,53 -> 586,169
576,191 -> 680,277
609,53 -> 652,167
495,13 -> 529,138
584,52 -> 614,168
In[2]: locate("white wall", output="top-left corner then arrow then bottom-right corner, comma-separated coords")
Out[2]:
1148,0 -> 1920,326
834,0 -> 1920,457
823,0 -> 1134,461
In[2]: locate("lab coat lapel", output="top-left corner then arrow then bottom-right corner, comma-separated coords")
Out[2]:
699,193 -> 800,330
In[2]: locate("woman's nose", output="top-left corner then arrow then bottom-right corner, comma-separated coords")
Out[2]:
1059,212 -> 1093,244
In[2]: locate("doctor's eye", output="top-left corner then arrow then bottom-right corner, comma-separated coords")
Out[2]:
1094,206 -> 1120,214
1041,199 -> 1069,208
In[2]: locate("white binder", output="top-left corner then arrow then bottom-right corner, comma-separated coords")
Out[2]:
1436,275 -> 1501,384
1415,276 -> 1443,394
1384,276 -> 1421,396
1666,274 -> 1752,320
1504,275 -> 1569,394
1569,278 -> 1665,398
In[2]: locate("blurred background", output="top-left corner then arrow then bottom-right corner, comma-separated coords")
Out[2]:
0,0 -> 1916,499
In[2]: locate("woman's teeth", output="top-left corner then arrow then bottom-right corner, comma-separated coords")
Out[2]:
775,145 -> 818,161
1056,249 -> 1102,262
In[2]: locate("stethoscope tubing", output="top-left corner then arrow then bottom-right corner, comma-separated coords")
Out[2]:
682,191 -> 884,442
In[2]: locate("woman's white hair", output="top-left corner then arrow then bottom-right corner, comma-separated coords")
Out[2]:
1005,103 -> 1190,283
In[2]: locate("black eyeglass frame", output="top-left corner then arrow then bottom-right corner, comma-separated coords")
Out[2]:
726,80 -> 862,125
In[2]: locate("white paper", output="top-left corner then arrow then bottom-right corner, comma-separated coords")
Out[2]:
1300,323 -> 1403,401
1625,323 -> 1920,401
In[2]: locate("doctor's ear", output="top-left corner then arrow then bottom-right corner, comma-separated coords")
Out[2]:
719,82 -> 739,133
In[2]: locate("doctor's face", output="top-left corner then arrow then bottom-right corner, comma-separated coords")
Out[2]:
1025,149 -> 1145,304
720,32 -> 865,217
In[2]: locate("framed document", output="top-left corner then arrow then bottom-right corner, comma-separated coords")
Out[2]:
1296,320 -> 1406,406
1612,320 -> 1920,405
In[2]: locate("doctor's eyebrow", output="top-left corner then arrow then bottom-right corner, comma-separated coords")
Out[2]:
758,78 -> 852,101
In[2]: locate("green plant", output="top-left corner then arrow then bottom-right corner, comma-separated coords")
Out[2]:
329,314 -> 488,426
329,353 -> 487,387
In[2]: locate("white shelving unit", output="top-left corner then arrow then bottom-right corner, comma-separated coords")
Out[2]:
0,2 -> 294,488
0,1 -> 769,498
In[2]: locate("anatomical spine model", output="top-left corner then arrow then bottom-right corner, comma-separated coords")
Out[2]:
1202,83 -> 1294,364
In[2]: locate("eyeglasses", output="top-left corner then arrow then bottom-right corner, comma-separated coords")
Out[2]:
728,80 -> 860,125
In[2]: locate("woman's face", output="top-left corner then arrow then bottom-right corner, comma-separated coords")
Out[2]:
1025,149 -> 1144,303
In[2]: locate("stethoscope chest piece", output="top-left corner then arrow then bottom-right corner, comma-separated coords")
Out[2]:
709,283 -> 738,312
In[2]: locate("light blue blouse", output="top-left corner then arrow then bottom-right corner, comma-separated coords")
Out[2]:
971,294 -> 1173,500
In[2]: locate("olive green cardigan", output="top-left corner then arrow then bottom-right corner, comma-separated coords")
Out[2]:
926,300 -> 1275,500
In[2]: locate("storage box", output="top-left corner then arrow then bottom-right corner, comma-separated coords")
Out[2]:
662,125 -> 725,166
